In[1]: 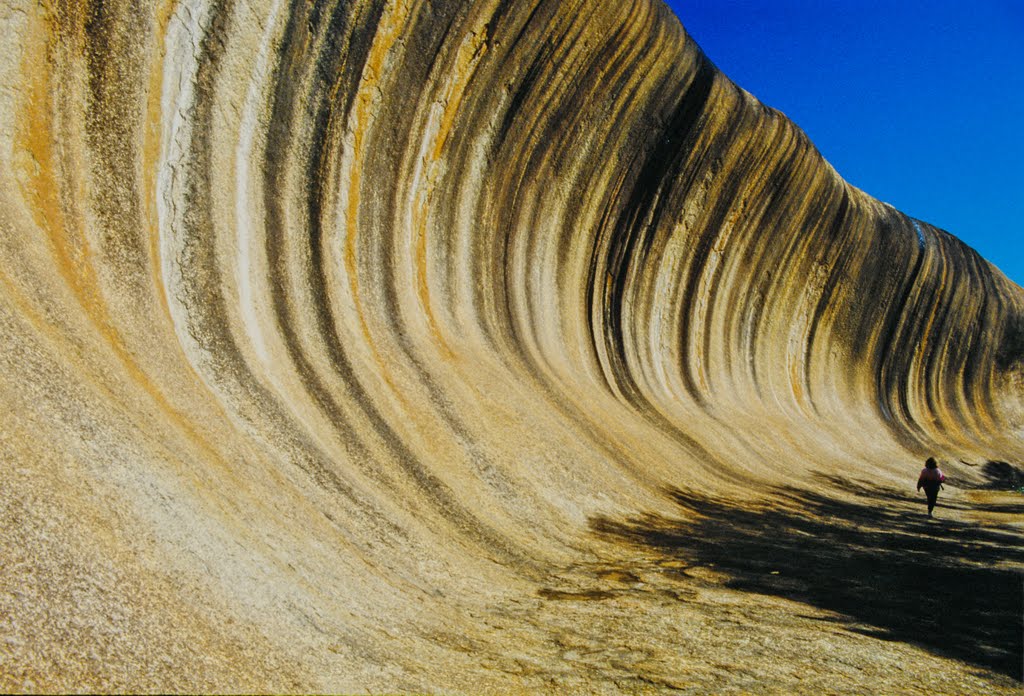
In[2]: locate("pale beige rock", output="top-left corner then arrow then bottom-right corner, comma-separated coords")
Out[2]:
0,0 -> 1021,692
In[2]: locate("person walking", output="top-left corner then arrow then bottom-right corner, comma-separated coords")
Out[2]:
917,457 -> 946,517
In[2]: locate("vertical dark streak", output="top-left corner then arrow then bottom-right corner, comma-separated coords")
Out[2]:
597,54 -> 716,404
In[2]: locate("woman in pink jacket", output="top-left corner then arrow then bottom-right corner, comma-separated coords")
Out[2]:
917,457 -> 946,517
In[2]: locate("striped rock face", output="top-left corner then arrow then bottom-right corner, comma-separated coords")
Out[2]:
1,0 -> 1021,692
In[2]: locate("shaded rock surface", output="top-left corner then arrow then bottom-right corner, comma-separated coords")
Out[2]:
0,0 -> 1021,692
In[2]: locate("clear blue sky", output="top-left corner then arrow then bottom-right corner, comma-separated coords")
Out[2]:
665,0 -> 1024,286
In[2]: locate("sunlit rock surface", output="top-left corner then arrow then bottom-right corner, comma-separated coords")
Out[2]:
1,0 -> 1021,692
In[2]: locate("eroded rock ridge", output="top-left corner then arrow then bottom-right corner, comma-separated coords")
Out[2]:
1,0 -> 1021,691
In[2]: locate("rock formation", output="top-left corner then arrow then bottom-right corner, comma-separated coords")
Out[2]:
1,0 -> 1021,691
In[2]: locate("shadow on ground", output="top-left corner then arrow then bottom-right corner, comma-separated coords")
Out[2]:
963,460 -> 1024,494
590,476 -> 1024,679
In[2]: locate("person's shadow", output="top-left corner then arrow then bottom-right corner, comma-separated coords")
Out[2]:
590,473 -> 1024,679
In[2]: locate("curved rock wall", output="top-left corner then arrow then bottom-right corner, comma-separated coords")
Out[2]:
1,0 -> 1021,690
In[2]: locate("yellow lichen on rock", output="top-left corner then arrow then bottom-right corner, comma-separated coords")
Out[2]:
0,0 -> 1021,692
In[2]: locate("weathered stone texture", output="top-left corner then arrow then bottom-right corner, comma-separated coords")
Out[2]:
0,0 -> 1020,691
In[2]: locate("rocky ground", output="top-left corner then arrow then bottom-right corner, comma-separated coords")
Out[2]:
472,480 -> 1023,694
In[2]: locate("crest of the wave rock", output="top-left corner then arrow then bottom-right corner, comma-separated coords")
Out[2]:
0,0 -> 1021,691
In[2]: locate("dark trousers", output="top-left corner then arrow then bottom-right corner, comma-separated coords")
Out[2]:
923,483 -> 940,513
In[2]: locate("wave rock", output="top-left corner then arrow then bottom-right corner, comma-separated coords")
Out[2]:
1,0 -> 1021,691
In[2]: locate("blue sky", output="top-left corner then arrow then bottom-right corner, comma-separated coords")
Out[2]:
665,0 -> 1023,286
